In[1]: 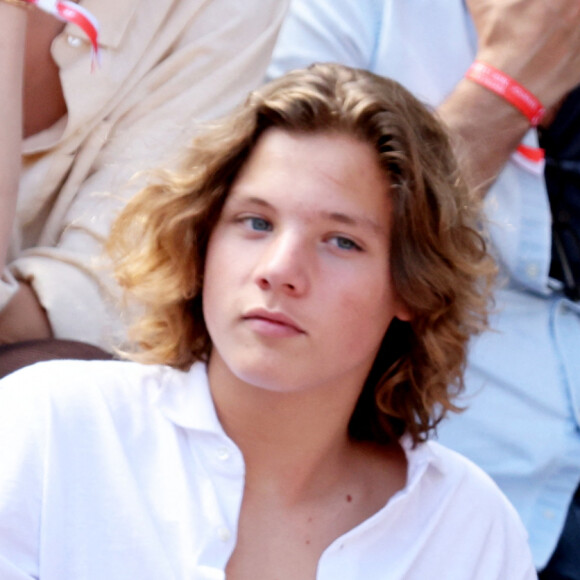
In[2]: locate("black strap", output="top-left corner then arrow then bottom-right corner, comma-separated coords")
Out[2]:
539,85 -> 580,301
538,482 -> 580,579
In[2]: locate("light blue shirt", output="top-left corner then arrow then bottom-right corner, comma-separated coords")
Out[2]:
269,0 -> 580,568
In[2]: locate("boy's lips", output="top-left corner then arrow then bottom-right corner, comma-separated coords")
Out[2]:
242,308 -> 306,334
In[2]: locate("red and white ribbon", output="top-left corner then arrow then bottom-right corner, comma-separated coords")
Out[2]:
513,144 -> 545,175
466,61 -> 546,127
24,0 -> 100,68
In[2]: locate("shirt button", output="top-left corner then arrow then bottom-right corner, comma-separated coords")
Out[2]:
543,509 -> 555,520
217,527 -> 231,542
216,447 -> 231,461
67,35 -> 83,48
526,263 -> 539,279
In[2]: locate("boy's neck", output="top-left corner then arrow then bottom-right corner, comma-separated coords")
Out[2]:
208,352 -> 408,579
207,351 -> 405,503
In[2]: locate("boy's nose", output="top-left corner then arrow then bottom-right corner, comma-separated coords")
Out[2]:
254,233 -> 310,296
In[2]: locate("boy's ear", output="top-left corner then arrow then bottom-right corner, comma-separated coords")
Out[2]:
394,298 -> 413,322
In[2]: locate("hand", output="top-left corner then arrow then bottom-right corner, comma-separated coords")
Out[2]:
467,0 -> 580,118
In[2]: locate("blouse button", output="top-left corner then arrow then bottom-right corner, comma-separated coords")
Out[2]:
526,262 -> 539,279
216,447 -> 231,461
67,35 -> 82,48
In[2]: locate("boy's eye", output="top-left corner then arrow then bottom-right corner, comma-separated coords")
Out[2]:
331,236 -> 362,251
245,217 -> 272,232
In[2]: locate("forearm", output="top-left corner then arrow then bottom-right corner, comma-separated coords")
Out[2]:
0,4 -> 27,272
446,0 -> 580,196
437,78 -> 531,195
0,5 -> 44,343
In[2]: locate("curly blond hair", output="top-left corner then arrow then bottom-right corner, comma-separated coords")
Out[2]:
107,63 -> 495,445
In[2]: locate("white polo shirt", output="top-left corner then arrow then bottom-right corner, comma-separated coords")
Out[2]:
0,360 -> 536,579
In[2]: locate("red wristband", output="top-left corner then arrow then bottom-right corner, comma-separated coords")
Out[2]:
466,61 -> 546,126
22,0 -> 100,68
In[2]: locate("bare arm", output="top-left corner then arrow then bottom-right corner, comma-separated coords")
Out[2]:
0,3 -> 26,273
0,4 -> 54,342
269,0 -> 580,194
439,0 -> 580,194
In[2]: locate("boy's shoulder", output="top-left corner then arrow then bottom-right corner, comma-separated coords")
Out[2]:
413,438 -> 525,527
0,359 -> 188,424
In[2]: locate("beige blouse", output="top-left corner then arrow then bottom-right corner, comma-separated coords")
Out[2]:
8,0 -> 287,348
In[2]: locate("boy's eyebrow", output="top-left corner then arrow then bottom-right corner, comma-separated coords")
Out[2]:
229,195 -> 387,235
322,211 -> 387,235
233,196 -> 270,208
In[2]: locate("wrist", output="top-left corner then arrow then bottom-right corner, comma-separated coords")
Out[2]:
465,61 -> 546,127
437,78 -> 532,194
440,77 -> 531,143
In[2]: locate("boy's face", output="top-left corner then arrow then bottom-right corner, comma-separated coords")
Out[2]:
202,128 -> 410,396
